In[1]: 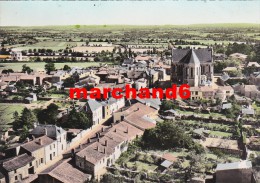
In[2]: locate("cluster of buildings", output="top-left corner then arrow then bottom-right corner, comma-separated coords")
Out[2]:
0,101 -> 159,182
1,47 -> 260,182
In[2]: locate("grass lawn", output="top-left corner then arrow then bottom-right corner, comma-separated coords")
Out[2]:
0,103 -> 25,128
55,102 -> 72,109
209,131 -> 232,137
252,103 -> 260,116
127,161 -> 157,172
0,62 -> 112,72
176,109 -> 227,119
48,93 -> 68,99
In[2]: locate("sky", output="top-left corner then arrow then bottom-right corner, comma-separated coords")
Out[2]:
0,1 -> 259,26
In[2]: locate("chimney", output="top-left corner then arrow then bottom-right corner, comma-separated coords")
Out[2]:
97,138 -> 100,142
32,135 -> 35,140
96,132 -> 100,138
39,138 -> 42,145
114,128 -> 117,133
125,127 -> 128,134
105,140 -> 107,146
84,155 -> 86,160
26,137 -> 30,142
101,127 -> 104,132
87,138 -> 91,143
44,128 -> 47,136
97,146 -> 99,152
71,148 -> 75,155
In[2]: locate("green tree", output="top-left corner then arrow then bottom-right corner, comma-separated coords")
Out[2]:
12,111 -> 21,131
45,62 -> 56,74
2,69 -> 14,74
13,108 -> 36,130
63,64 -> 71,71
64,108 -> 92,129
22,64 -> 33,74
21,108 -> 37,129
63,76 -> 77,88
37,103 -> 59,125
20,126 -> 29,142
142,120 -> 203,152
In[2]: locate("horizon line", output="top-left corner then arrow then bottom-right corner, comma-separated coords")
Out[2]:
1,23 -> 260,27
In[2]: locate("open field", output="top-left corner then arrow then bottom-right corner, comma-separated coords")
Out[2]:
0,62 -> 111,72
72,46 -> 115,53
13,41 -> 85,51
0,103 -> 25,128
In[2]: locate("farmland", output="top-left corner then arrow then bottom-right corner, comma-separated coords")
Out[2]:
0,62 -> 110,72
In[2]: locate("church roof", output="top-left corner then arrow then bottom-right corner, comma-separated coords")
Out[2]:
179,49 -> 200,65
172,48 -> 212,64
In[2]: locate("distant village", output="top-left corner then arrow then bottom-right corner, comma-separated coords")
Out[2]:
0,36 -> 260,183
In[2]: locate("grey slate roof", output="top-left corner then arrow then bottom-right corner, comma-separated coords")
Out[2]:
135,97 -> 161,110
179,49 -> 201,65
172,48 -> 212,63
160,160 -> 173,168
222,103 -> 232,109
216,161 -> 252,171
2,154 -> 35,172
87,99 -> 102,112
30,124 -> 66,139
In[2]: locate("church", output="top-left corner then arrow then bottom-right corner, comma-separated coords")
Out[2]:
171,48 -> 214,87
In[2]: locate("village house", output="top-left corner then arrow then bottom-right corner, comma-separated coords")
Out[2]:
0,153 -> 35,183
249,72 -> 260,87
19,136 -> 58,173
216,161 -> 252,183
113,103 -> 158,131
135,78 -> 147,90
233,84 -> 259,100
247,62 -> 260,68
213,53 -> 226,61
85,99 -> 103,126
38,158 -> 92,183
229,53 -> 248,62
189,85 -> 234,101
1,72 -> 51,86
145,69 -> 159,87
75,121 -> 143,179
10,50 -> 23,61
29,124 -> 67,156
106,74 -> 125,84
51,70 -> 70,83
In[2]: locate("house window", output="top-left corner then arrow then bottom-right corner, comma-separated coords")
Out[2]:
50,146 -> 52,150
195,91 -> 198,95
30,162 -> 32,166
41,158 -> 43,164
15,176 -> 18,180
14,170 -> 17,173
53,152 -> 55,157
53,144 -> 55,148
